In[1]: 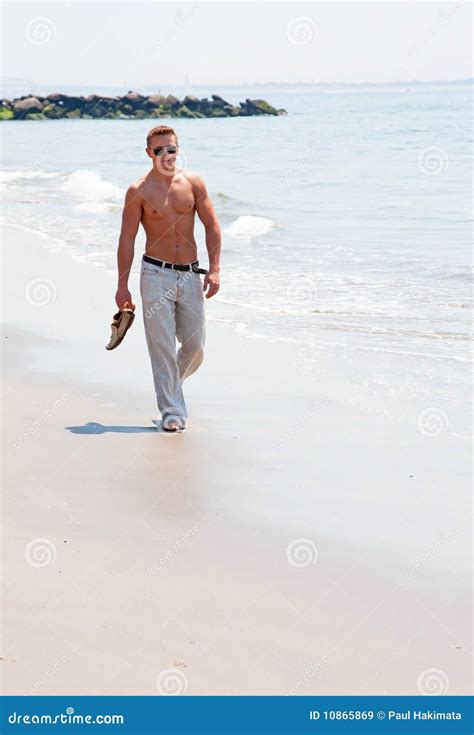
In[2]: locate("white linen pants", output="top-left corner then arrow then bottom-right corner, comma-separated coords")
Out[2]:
139,258 -> 206,424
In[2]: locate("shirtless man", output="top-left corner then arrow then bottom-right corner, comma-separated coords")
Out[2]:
115,124 -> 221,432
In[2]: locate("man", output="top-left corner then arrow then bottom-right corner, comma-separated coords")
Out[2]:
115,124 -> 221,432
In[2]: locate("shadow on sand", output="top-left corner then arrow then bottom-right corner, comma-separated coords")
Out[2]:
65,421 -> 166,435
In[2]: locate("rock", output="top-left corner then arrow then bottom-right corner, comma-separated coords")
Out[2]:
87,105 -> 108,117
133,109 -> 150,119
44,93 -> 68,103
148,94 -> 167,106
124,91 -> 145,104
209,107 -> 227,117
149,107 -> 167,118
13,96 -> 44,114
175,105 -> 193,118
162,94 -> 180,109
45,94 -> 85,110
182,95 -> 201,110
244,98 -> 279,115
97,96 -> 118,107
40,103 -> 66,119
175,105 -> 204,118
211,94 -> 230,107
0,105 -> 14,120
85,93 -> 102,103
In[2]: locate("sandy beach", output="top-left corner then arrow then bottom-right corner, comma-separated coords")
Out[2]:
1,222 -> 471,696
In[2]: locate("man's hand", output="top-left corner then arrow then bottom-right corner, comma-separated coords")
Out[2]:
115,287 -> 132,310
203,271 -> 220,299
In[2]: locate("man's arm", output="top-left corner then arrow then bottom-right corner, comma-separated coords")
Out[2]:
115,184 -> 142,308
193,174 -> 221,298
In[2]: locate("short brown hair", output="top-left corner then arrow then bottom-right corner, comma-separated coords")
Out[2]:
146,125 -> 178,148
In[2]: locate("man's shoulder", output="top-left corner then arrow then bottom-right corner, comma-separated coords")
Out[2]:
181,169 -> 206,191
122,179 -> 146,208
128,177 -> 147,192
124,177 -> 148,203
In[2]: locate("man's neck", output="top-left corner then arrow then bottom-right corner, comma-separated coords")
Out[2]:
149,167 -> 177,183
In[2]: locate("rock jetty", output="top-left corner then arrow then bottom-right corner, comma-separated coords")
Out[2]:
0,91 -> 287,120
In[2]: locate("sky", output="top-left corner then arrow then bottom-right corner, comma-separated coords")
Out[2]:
1,1 -> 472,90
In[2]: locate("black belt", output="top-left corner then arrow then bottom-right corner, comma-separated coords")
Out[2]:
143,254 -> 208,274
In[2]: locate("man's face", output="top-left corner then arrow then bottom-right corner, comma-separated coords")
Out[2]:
147,134 -> 178,173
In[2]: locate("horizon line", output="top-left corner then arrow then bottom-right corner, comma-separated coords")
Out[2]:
0,77 -> 473,94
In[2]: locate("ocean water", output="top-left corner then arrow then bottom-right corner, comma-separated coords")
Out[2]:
1,81 -> 472,434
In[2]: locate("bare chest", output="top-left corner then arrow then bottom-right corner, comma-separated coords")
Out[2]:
141,182 -> 195,221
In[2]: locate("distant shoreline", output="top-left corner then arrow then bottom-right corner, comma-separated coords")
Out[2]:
1,77 -> 471,94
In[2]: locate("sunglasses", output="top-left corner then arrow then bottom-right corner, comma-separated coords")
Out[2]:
151,145 -> 178,156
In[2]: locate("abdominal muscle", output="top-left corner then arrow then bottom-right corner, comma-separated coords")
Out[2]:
142,211 -> 198,264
